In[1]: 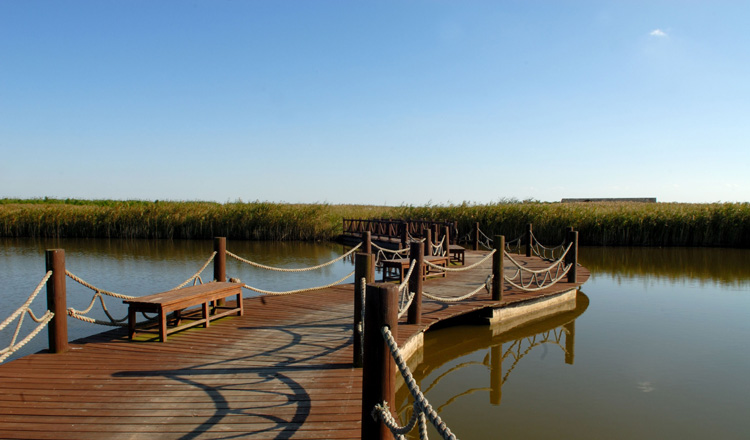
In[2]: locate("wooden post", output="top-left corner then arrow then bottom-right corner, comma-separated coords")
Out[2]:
353,252 -> 375,367
453,221 -> 458,244
423,228 -> 432,256
492,235 -> 504,301
361,283 -> 398,440
363,231 -> 372,255
407,241 -> 424,325
566,230 -> 579,283
443,225 -> 450,257
45,249 -> 68,354
490,344 -> 502,405
214,237 -> 226,306
525,223 -> 533,257
400,221 -> 408,249
473,222 -> 480,251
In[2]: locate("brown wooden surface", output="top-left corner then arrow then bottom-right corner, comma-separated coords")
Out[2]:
0,251 -> 589,439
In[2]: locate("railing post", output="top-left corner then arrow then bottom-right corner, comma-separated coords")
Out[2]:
400,221 -> 408,249
214,237 -> 227,306
525,223 -> 533,257
354,252 -> 375,367
363,231 -> 372,255
407,241 -> 424,325
492,235 -> 504,301
443,225 -> 450,257
566,230 -> 578,283
423,228 -> 432,256
45,249 -> 68,354
214,237 -> 226,282
453,221 -> 458,244
361,283 -> 398,440
473,222 -> 480,251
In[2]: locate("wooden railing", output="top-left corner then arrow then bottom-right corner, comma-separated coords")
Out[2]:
342,218 -> 458,245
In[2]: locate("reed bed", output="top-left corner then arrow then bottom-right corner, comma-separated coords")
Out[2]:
1,199 -> 749,247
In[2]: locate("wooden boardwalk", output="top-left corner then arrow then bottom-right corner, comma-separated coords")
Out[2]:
0,251 -> 589,439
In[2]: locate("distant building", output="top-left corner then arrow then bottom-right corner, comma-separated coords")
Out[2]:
561,198 -> 657,203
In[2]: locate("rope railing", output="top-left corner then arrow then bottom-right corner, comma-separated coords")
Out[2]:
423,249 -> 496,273
372,326 -> 458,440
529,231 -> 567,261
503,243 -> 573,292
372,242 -> 410,266
422,276 -> 491,303
239,270 -> 355,296
226,243 -> 361,272
66,252 -> 217,326
431,236 -> 446,257
0,271 -> 55,363
397,260 -> 418,319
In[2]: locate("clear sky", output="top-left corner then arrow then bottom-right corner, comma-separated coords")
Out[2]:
1,1 -> 748,205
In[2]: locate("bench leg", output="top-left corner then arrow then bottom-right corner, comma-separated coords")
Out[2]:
158,308 -> 167,343
128,306 -> 136,340
236,293 -> 243,316
203,302 -> 210,328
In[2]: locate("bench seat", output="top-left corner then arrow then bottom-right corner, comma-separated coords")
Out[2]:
123,282 -> 243,342
449,244 -> 465,265
382,255 -> 448,283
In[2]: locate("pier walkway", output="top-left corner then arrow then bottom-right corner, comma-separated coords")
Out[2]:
0,248 -> 589,439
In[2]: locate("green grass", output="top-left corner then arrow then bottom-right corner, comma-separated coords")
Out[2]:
1,199 -> 749,247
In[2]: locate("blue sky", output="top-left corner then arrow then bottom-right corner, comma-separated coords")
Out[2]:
1,1 -> 748,205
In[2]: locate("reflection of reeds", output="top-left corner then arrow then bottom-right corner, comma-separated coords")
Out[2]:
580,246 -> 750,286
2,199 -> 749,247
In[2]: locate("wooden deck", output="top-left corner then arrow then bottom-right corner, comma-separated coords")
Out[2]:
0,251 -> 589,439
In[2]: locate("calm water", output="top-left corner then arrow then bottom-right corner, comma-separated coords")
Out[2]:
0,237 -> 356,362
2,241 -> 749,438
397,246 -> 750,439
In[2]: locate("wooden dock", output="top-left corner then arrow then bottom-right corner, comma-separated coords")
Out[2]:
0,251 -> 589,439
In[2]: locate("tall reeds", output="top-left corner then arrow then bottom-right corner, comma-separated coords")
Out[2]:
2,199 -> 749,247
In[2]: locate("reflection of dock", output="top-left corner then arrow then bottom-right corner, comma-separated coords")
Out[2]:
0,245 -> 588,439
399,291 -> 589,415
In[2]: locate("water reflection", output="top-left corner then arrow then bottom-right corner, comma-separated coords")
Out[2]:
396,292 -> 589,438
580,246 -> 750,287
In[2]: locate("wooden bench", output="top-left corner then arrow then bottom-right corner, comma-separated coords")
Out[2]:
449,244 -> 465,265
123,282 -> 243,342
382,255 -> 448,283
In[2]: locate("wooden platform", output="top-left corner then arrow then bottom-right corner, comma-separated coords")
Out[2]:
0,251 -> 589,439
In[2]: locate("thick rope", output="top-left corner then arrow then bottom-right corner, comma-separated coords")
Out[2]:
423,249 -> 496,272
170,252 -> 216,290
0,271 -> 56,363
66,253 -> 216,326
0,311 -> 54,363
422,276 -> 490,303
226,243 -> 361,273
240,270 -> 355,295
0,271 -> 52,331
378,326 -> 458,440
66,270 -> 135,300
372,401 -> 421,436
399,259 -> 417,292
